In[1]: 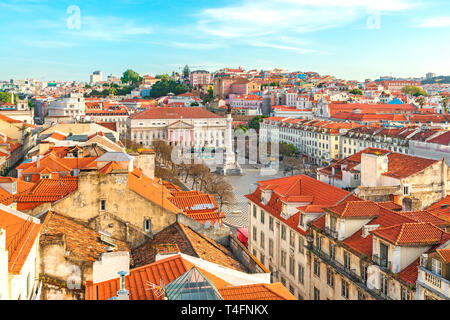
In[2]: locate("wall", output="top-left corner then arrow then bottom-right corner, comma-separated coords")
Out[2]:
176,213 -> 230,246
46,172 -> 178,242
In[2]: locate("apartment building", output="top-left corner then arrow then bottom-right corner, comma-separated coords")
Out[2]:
308,200 -> 450,300
245,175 -> 359,299
260,117 -> 360,165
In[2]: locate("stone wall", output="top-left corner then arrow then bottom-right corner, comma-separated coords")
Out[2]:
229,234 -> 269,274
36,171 -> 177,242
176,213 -> 230,246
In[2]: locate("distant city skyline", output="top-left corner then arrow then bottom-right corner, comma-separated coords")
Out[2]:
1,0 -> 450,82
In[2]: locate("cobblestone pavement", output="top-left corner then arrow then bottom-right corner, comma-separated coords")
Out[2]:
179,164 -> 286,229
222,165 -> 286,229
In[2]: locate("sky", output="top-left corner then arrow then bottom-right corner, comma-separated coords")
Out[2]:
1,0 -> 450,82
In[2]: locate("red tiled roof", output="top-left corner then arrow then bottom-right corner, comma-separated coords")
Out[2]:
17,177 -> 78,204
218,283 -> 296,300
327,201 -> 381,218
40,212 -> 129,262
86,255 -> 188,300
130,107 -> 222,120
372,222 -> 445,246
0,206 -> 41,274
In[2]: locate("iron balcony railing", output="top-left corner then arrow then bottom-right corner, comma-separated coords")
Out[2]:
372,254 -> 391,271
324,227 -> 338,239
308,244 -> 388,300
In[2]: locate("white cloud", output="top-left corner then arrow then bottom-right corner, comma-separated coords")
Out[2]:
416,17 -> 450,28
196,0 -> 416,38
250,41 -> 312,53
66,16 -> 152,41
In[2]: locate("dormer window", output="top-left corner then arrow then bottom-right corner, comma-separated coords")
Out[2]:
282,204 -> 287,216
431,258 -> 442,276
260,192 -> 265,204
12,181 -> 17,195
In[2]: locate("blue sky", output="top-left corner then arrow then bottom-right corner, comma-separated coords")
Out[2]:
1,0 -> 450,82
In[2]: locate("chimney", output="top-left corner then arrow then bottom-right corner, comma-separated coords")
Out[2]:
93,251 -> 130,284
39,141 -> 52,155
116,271 -> 129,300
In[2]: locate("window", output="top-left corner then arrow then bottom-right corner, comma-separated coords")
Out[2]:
298,238 -> 304,254
344,251 -> 351,270
100,199 -> 106,211
341,279 -> 349,299
360,263 -> 368,283
314,287 -> 320,300
260,210 -> 265,224
403,185 -> 410,196
24,175 -> 31,182
298,264 -> 304,284
381,274 -> 389,296
299,213 -> 304,227
282,204 -> 287,216
326,268 -> 334,288
358,290 -> 367,300
281,225 -> 286,240
281,277 -> 286,287
313,258 -> 320,277
281,250 -> 287,269
269,216 -> 274,231
289,256 -> 295,276
289,230 -> 295,247
269,239 -> 274,257
316,234 -> 322,251
401,287 -> 411,300
260,231 -> 265,249
253,205 -> 257,218
260,253 -> 265,266
289,285 -> 295,295
253,226 -> 257,242
431,258 -> 442,276
144,218 -> 152,232
260,192 -> 265,203
329,242 -> 335,260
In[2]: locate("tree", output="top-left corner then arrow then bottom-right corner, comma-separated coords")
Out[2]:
190,102 -> 199,107
0,92 -> 18,104
183,65 -> 190,79
282,156 -> 306,175
203,174 -> 236,211
279,142 -> 297,158
150,79 -> 189,98
121,69 -> 142,86
156,74 -> 171,82
249,115 -> 268,130
402,85 -> 427,97
349,88 -> 363,95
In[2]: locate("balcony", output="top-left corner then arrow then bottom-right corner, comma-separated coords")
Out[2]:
324,227 -> 338,239
372,254 -> 391,271
418,266 -> 450,300
308,244 -> 388,300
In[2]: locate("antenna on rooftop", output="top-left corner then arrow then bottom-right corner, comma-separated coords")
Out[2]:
146,279 -> 166,299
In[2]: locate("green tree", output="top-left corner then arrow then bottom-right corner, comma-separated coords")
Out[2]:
279,142 -> 297,157
183,65 -> 190,78
150,79 -> 189,98
156,74 -> 171,81
121,69 -> 142,86
350,88 -> 363,95
249,115 -> 269,130
402,85 -> 428,97
0,92 -> 18,104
